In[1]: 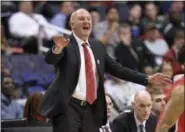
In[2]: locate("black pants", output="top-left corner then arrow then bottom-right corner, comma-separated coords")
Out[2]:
52,98 -> 99,132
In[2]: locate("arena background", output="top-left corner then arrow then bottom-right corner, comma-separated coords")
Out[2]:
1,1 -> 184,132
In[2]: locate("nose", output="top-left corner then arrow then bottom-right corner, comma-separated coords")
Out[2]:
161,100 -> 166,105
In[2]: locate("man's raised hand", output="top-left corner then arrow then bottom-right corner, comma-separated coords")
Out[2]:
53,36 -> 69,54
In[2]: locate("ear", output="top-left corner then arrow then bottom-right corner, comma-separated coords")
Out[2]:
70,22 -> 75,30
131,102 -> 135,108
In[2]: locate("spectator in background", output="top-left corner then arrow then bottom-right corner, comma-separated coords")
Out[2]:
115,23 -> 153,72
1,67 -> 11,77
34,1 -> 54,21
144,23 -> 169,67
50,2 -> 75,28
127,4 -> 142,38
88,7 -> 101,38
115,23 -> 140,71
162,1 -> 184,47
141,2 -> 165,34
164,29 -> 184,75
1,77 -> 23,119
143,65 -> 154,76
111,90 -> 158,132
160,62 -> 173,79
1,24 -> 23,55
150,90 -> 166,117
104,75 -> 146,120
23,92 -> 51,126
1,24 -> 8,54
93,6 -> 120,59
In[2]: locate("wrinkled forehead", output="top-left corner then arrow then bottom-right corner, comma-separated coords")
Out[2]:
135,96 -> 152,105
76,10 -> 91,18
153,94 -> 166,99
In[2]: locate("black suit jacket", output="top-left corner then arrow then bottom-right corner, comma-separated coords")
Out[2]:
111,111 -> 158,132
40,34 -> 147,127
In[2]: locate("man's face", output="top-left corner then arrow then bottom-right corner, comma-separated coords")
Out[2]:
106,95 -> 113,119
119,26 -> 131,37
133,96 -> 152,121
152,94 -> 166,114
145,3 -> 157,19
62,2 -> 75,16
171,1 -> 184,13
162,63 -> 173,78
19,2 -> 33,14
175,38 -> 185,50
146,29 -> 158,41
107,8 -> 119,22
71,10 -> 92,40
130,5 -> 142,19
2,77 -> 15,97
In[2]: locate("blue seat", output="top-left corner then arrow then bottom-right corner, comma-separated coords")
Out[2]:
27,86 -> 45,94
45,73 -> 54,85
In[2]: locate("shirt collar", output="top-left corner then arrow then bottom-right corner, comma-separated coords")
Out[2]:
73,33 -> 90,47
134,112 -> 146,128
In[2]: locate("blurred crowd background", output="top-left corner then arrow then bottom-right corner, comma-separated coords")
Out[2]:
1,0 -> 184,125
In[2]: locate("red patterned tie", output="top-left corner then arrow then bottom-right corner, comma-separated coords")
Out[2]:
82,43 -> 96,104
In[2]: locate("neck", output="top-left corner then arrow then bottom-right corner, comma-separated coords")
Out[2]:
129,16 -> 139,24
73,32 -> 88,42
149,16 -> 156,21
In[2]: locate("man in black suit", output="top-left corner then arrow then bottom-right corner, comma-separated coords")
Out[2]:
111,90 -> 157,132
40,9 -> 171,132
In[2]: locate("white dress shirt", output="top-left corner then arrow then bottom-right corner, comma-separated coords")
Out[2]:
72,33 -> 98,101
99,121 -> 112,132
134,112 -> 146,132
9,12 -> 58,39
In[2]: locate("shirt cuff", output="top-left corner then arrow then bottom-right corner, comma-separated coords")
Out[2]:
52,46 -> 63,54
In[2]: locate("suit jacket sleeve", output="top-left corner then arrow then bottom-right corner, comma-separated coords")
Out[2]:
105,51 -> 148,86
45,47 -> 64,65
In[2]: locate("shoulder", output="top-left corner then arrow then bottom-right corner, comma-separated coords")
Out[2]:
114,111 -> 133,124
89,38 -> 105,48
148,113 -> 158,123
53,13 -> 66,19
94,21 -> 108,29
9,12 -> 22,19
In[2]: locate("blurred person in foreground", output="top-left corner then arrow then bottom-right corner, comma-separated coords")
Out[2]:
23,92 -> 51,126
156,45 -> 185,132
40,8 -> 171,132
1,77 -> 23,119
111,90 -> 158,132
8,1 -> 59,53
9,1 -> 58,40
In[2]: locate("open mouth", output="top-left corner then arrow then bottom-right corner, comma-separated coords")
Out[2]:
83,26 -> 89,31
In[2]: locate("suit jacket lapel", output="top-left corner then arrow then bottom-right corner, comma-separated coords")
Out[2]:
70,34 -> 81,74
145,114 -> 152,132
88,39 -> 101,76
129,112 -> 137,132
